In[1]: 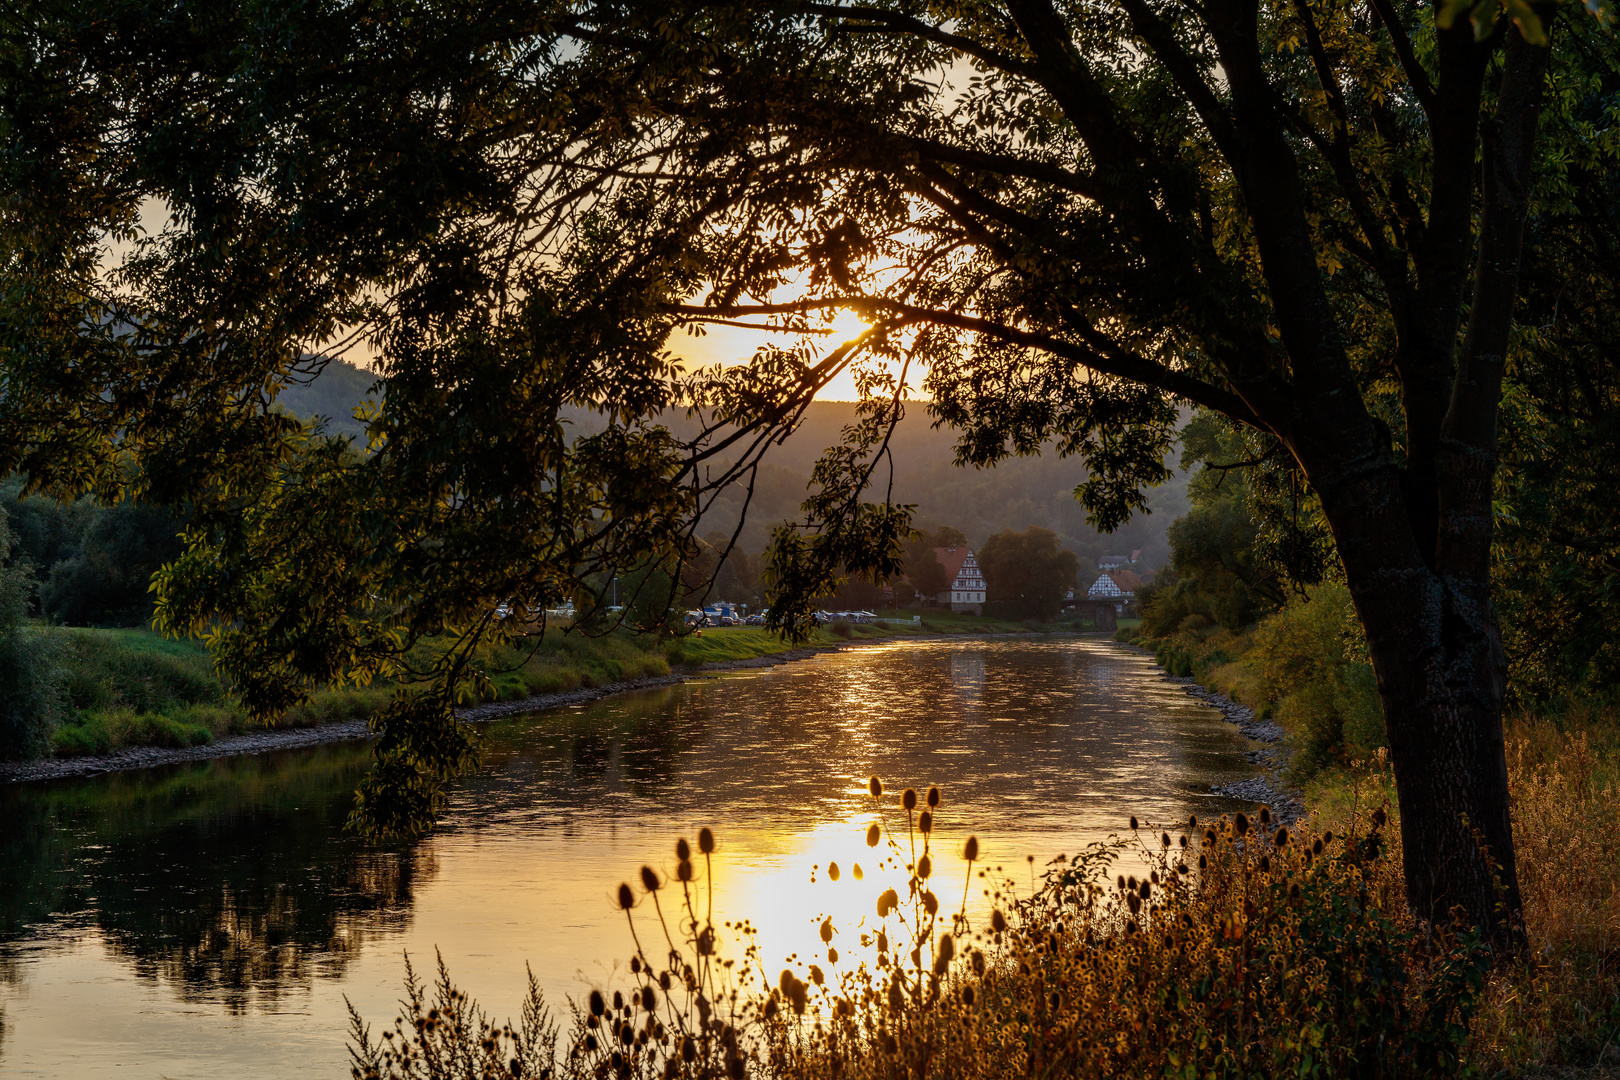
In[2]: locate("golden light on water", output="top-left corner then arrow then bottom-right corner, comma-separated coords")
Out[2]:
0,641 -> 1265,1078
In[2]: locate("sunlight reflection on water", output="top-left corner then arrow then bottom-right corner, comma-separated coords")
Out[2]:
0,638 -> 1260,1078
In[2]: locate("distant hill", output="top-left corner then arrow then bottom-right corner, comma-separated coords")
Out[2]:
275,357 -> 379,441
283,360 -> 1189,570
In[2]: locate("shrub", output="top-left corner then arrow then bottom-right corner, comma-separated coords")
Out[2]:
0,516 -> 61,760
830,620 -> 853,639
352,784 -> 1486,1080
1230,583 -> 1385,776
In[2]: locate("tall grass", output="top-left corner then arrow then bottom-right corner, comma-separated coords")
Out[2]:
350,780 -> 1499,1080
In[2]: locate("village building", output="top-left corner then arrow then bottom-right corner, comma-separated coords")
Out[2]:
936,546 -> 986,614
1081,563 -> 1144,630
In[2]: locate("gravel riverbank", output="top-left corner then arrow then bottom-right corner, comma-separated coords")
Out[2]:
1118,640 -> 1306,825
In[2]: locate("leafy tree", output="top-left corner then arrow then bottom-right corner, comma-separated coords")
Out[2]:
903,541 -> 951,605
40,503 -> 185,626
977,526 -> 1082,620
4,0 -> 1613,941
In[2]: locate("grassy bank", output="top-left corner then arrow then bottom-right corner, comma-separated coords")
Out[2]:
1121,590 -> 1620,1074
36,609 -> 1087,760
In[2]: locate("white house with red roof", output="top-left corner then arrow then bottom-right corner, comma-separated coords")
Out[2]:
936,546 -> 986,614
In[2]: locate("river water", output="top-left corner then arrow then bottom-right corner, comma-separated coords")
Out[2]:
0,638 -> 1259,1078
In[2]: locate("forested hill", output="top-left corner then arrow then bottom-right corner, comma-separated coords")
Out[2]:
284,359 -> 1189,569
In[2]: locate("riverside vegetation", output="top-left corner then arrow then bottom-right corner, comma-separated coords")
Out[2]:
1114,583 -> 1620,1072
348,763 -> 1618,1080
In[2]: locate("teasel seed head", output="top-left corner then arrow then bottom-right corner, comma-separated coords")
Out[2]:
963,835 -> 979,862
1275,828 -> 1288,847
1179,834 -> 1188,848
590,990 -> 606,1017
902,788 -> 918,811
698,827 -> 715,854
1129,816 -> 1139,831
870,776 -> 883,798
1199,854 -> 1208,870
1259,855 -> 1270,873
919,810 -> 933,835
641,866 -> 661,892
677,859 -> 693,882
617,883 -> 635,910
991,909 -> 1007,933
867,823 -> 881,847
927,785 -> 941,809
962,985 -> 976,1007
676,838 -> 690,861
1259,807 -> 1271,826
1162,831 -> 1171,848
918,853 -> 933,879
1188,814 -> 1198,829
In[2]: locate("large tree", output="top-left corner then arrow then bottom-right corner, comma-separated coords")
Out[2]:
3,0 -> 1611,943
978,525 -> 1082,619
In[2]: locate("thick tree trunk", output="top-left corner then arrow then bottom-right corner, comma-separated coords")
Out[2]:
1311,456 -> 1522,951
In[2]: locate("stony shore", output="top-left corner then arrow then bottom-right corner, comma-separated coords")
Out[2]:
0,644 -> 844,786
1118,641 -> 1306,825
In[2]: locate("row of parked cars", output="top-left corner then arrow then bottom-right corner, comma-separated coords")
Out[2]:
815,610 -> 881,624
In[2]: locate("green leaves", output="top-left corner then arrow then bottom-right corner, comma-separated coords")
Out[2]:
1435,0 -> 1549,44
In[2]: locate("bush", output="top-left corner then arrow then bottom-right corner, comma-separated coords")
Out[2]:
830,619 -> 853,639
0,516 -> 61,760
1223,583 -> 1386,776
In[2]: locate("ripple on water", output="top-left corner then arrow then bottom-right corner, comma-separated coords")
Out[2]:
0,638 -> 1261,1080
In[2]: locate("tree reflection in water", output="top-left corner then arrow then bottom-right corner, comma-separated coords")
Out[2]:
0,744 -> 433,1013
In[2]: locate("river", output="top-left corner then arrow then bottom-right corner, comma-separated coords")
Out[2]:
0,637 -> 1259,1078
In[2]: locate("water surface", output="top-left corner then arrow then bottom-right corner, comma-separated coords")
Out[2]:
0,638 -> 1259,1078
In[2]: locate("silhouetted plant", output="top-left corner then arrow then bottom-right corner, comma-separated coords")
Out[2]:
351,781 -> 1490,1079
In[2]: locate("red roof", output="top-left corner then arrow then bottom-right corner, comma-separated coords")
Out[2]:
1108,569 -> 1143,592
934,547 -> 971,583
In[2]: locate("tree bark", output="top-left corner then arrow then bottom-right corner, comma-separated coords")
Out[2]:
1314,458 -> 1520,944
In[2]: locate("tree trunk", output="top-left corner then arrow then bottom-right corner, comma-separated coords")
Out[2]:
1312,456 -> 1522,951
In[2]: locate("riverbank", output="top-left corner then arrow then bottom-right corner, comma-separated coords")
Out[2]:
1,619 -> 1081,784
1116,638 -> 1306,825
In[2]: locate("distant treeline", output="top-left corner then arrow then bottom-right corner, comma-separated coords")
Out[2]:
1,477 -> 183,627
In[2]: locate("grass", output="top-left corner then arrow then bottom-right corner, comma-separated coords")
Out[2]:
1127,597 -> 1620,1076
350,780 -> 1488,1080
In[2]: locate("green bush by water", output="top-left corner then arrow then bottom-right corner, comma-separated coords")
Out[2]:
1136,583 -> 1386,778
